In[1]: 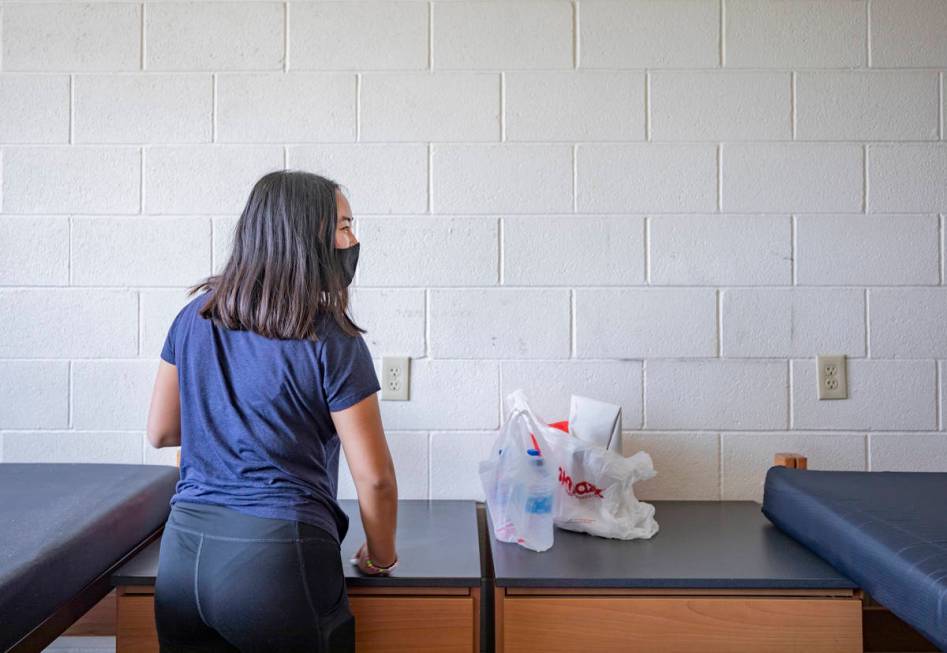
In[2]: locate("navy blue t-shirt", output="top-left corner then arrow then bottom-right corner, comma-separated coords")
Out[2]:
160,290 -> 380,543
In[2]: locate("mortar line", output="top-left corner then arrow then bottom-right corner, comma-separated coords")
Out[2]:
497,364 -> 502,426
572,144 -> 578,212
641,360 -> 647,430
427,432 -> 433,500
497,217 -> 504,285
939,72 -> 944,141
791,214 -> 797,286
355,74 -> 361,142
862,144 -> 869,213
790,71 -> 796,140
644,71 -> 651,141
212,74 -> 218,143
427,143 -> 433,214
428,1 -> 434,69
69,75 -> 74,144
209,217 -> 214,274
137,292 -> 142,356
140,3 -> 145,70
499,72 -> 505,142
139,148 -> 144,213
940,214 -> 945,285
424,288 -> 431,358
787,359 -> 793,430
934,354 -> 944,431
716,289 -> 723,357
210,215 -> 217,272
67,215 -> 72,284
643,217 -> 651,284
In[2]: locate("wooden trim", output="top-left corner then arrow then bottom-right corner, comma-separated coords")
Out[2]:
117,587 -> 155,596
61,590 -> 116,636
494,586 -> 505,653
503,586 -> 856,598
774,452 -> 808,469
113,584 -> 474,597
470,586 -> 480,653
346,586 -> 471,596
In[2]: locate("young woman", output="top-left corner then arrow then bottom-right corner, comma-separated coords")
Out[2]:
145,171 -> 398,652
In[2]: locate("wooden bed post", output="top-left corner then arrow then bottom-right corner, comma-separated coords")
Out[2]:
773,453 -> 807,469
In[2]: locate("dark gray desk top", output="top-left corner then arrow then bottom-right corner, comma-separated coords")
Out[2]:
112,500 -> 481,589
488,501 -> 857,589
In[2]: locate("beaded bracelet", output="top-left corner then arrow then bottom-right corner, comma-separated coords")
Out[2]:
364,554 -> 399,574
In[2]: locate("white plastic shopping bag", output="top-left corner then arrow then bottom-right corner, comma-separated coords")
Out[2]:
486,389 -> 659,541
479,390 -> 557,552
547,426 -> 660,540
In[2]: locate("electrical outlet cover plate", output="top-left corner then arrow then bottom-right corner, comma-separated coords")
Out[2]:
817,355 -> 847,400
381,356 -> 410,401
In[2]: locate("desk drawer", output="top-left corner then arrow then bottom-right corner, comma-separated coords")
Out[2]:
350,596 -> 474,652
501,596 -> 862,653
116,589 -> 477,653
116,594 -> 159,653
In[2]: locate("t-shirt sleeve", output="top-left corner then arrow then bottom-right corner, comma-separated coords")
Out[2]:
320,321 -> 381,412
160,312 -> 181,364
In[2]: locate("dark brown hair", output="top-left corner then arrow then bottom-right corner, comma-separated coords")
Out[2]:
185,169 -> 365,340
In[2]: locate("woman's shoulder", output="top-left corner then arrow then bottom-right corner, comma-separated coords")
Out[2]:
314,312 -> 360,340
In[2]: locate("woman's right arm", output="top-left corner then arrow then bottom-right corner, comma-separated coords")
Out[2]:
331,392 -> 398,568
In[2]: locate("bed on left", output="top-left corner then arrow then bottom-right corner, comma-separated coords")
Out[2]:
0,463 -> 178,653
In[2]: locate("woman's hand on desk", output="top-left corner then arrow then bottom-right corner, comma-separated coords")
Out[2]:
351,542 -> 399,576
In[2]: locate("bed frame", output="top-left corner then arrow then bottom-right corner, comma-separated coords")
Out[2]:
770,452 -> 939,652
7,527 -> 163,653
48,455 -> 183,644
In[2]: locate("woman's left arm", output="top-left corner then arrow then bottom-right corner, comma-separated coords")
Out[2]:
147,360 -> 182,448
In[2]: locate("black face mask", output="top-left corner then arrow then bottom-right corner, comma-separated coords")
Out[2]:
337,242 -> 359,287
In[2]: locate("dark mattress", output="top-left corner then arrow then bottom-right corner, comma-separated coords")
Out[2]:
762,467 -> 947,651
0,463 -> 178,650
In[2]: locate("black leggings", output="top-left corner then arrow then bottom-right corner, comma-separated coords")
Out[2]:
154,500 -> 355,652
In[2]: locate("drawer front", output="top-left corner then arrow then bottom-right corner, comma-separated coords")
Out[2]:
116,593 -> 475,653
350,596 -> 474,652
117,595 -> 159,653
502,596 -> 862,653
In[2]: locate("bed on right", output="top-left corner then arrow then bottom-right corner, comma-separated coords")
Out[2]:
762,456 -> 947,651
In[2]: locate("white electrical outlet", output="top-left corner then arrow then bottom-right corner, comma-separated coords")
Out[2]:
817,355 -> 847,400
381,356 -> 410,401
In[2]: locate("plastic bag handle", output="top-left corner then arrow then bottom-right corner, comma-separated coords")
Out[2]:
503,390 -> 552,457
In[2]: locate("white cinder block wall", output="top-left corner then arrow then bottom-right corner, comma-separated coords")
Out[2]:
2,0 -> 947,503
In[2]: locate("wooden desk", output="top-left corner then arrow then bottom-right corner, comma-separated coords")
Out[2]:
112,500 -> 482,652
489,501 -> 863,653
